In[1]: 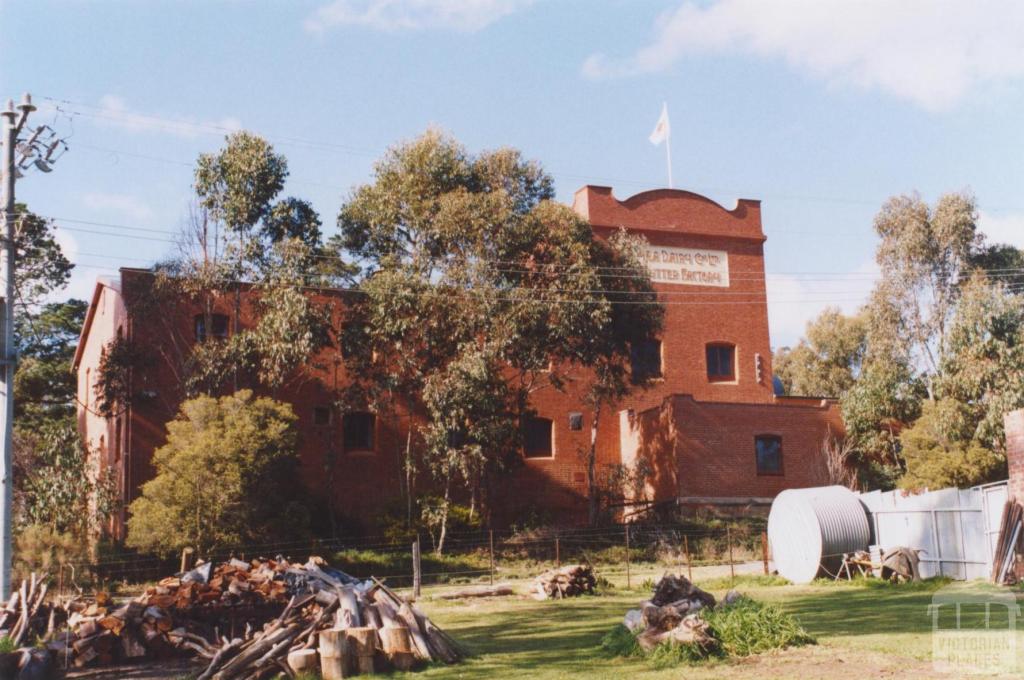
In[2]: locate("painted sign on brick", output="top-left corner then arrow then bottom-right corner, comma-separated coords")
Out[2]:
643,246 -> 729,287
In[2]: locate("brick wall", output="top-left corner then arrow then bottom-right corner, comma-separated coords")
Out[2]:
1004,409 -> 1024,502
77,185 -> 849,533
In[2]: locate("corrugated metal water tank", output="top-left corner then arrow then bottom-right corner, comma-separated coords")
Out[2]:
768,486 -> 871,584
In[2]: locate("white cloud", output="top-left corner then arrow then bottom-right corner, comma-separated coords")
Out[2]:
81,192 -> 155,222
50,229 -> 98,303
304,0 -> 532,33
978,210 -> 1024,249
767,258 -> 879,347
84,95 -> 242,139
583,0 -> 1024,111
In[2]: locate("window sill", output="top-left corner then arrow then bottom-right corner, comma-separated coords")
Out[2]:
524,455 -> 555,461
346,449 -> 376,456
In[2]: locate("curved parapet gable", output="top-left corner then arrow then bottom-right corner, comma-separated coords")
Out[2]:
572,185 -> 764,241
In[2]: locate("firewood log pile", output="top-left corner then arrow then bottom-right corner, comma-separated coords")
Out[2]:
621,573 -> 719,651
13,557 -> 464,678
531,564 -> 597,600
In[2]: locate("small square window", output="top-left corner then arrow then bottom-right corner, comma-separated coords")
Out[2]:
343,412 -> 375,452
524,417 -> 553,458
568,412 -> 584,431
755,435 -> 783,475
706,344 -> 735,382
314,407 -> 332,426
631,339 -> 662,383
195,313 -> 229,342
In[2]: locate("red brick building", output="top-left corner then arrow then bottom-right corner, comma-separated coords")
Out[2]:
74,187 -> 842,537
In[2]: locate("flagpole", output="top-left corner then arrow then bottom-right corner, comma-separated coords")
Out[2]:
665,130 -> 673,189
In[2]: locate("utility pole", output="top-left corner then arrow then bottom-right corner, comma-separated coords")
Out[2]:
1,93 -> 68,599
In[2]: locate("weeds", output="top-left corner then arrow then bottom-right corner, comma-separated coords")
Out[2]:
600,595 -> 814,668
702,596 -> 815,656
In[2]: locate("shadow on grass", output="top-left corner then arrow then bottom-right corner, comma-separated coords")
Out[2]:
421,595 -> 639,677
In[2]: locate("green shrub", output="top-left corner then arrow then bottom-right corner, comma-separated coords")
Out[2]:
599,625 -> 640,658
14,524 -> 91,581
601,596 -> 814,667
702,597 -> 814,657
0,636 -> 16,653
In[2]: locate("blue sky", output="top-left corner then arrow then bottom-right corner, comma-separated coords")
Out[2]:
3,0 -> 1024,346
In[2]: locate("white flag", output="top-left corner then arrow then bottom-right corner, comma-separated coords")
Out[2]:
648,103 -> 670,146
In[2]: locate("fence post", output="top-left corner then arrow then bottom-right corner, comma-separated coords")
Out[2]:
727,526 -> 735,582
412,536 -> 422,598
761,531 -> 769,575
625,524 -> 631,589
683,535 -> 692,581
555,535 -> 560,569
488,530 -> 495,586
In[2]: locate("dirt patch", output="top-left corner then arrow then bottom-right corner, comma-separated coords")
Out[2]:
681,644 -> 961,679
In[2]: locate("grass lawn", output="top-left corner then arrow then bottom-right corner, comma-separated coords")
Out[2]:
414,574 -> 1024,679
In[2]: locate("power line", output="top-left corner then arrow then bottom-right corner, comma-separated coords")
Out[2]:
44,95 -> 1023,215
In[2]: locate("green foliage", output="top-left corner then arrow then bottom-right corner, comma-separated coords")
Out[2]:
93,333 -> 147,417
14,524 -> 90,580
14,299 -> 87,427
601,597 -> 813,668
11,204 -> 74,308
337,129 -> 663,533
702,597 -> 815,657
936,273 -> 1024,448
0,636 -> 15,654
899,399 -> 1005,489
126,390 -> 304,556
14,421 -> 118,536
599,624 -> 641,658
195,132 -> 288,234
773,307 -> 866,398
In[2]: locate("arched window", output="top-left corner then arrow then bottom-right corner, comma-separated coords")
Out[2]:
706,343 -> 736,382
755,435 -> 783,475
343,412 -> 376,453
524,417 -> 553,458
194,313 -> 229,342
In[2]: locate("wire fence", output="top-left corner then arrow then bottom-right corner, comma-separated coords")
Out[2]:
45,522 -> 770,598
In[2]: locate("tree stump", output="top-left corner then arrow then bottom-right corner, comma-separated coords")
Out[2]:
346,626 -> 377,674
318,628 -> 350,680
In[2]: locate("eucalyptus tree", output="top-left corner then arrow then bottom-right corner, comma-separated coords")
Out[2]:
336,130 -> 662,538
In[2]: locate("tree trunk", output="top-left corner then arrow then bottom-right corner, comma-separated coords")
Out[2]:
587,405 -> 602,526
436,477 -> 451,556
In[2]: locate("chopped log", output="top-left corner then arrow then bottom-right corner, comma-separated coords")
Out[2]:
395,604 -> 432,661
318,628 -> 350,680
379,626 -> 412,655
337,587 -> 362,628
287,648 -> 318,673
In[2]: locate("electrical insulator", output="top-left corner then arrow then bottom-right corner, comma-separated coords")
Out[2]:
755,353 -> 764,383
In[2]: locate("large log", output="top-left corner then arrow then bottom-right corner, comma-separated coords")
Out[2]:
318,628 -> 350,680
437,585 -> 515,599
